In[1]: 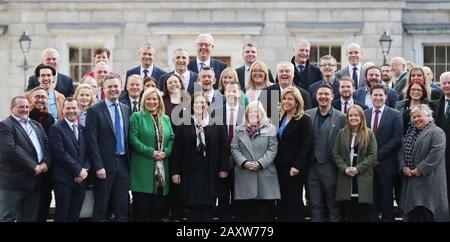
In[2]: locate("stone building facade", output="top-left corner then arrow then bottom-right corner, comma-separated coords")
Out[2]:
0,0 -> 449,117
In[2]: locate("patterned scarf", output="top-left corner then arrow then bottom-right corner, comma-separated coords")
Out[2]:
193,115 -> 209,157
151,113 -> 165,191
404,123 -> 429,168
246,123 -> 262,138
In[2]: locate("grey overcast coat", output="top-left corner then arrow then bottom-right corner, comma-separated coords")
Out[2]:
231,123 -> 280,200
398,123 -> 449,221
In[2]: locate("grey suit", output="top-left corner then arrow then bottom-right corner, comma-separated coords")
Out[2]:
335,65 -> 366,89
398,123 -> 449,222
231,123 -> 280,200
305,107 -> 346,222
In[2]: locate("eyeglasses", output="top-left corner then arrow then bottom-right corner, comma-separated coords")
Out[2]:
320,63 -> 336,67
410,88 -> 423,93
196,43 -> 212,47
252,69 -> 265,73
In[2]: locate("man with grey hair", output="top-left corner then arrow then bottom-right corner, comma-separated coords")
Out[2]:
93,62 -> 111,101
125,43 -> 166,87
188,33 -> 227,89
336,43 -> 366,90
434,71 -> 450,213
290,39 -> 322,90
26,48 -> 74,97
261,61 -> 311,120
389,56 -> 408,95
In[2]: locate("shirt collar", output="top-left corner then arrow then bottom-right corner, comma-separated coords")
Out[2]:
341,97 -> 354,105
64,118 -> 78,127
12,115 -> 29,123
105,99 -> 119,107
374,105 -> 385,113
197,57 -> 211,67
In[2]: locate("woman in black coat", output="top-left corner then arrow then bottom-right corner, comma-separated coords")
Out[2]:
170,92 -> 229,222
275,87 -> 313,222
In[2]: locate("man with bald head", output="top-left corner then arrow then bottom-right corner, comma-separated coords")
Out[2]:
336,43 -> 366,89
26,48 -> 74,97
290,39 -> 322,90
188,33 -> 227,89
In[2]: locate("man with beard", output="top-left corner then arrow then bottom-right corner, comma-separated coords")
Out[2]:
197,66 -> 224,116
188,33 -> 227,89
332,76 -> 368,113
381,64 -> 394,89
28,87 -> 55,135
290,39 -> 322,90
353,66 -> 397,108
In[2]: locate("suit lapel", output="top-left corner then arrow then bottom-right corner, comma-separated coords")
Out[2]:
101,102 -> 115,133
328,110 -> 337,143
365,109 -> 372,128
11,117 -> 35,148
62,120 -> 79,149
377,107 -> 389,131
120,102 -> 129,142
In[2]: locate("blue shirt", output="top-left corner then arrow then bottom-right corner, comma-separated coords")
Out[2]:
47,90 -> 58,121
13,115 -> 44,163
105,99 -> 125,155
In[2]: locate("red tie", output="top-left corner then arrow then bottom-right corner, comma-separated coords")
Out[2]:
229,108 -> 235,143
100,87 -> 105,100
373,109 -> 380,137
344,101 -> 348,114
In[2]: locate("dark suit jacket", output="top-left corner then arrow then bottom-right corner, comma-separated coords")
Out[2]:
188,57 -> 227,89
214,104 -> 245,135
353,86 -> 398,108
364,107 -> 403,176
119,94 -> 141,113
49,120 -> 90,186
335,65 -> 366,89
260,83 -> 311,119
393,71 -> 408,97
170,122 -> 229,201
332,99 -> 369,112
0,116 -> 51,191
158,71 -> 198,95
308,78 -> 340,108
275,114 -> 313,171
125,65 -> 167,87
235,65 -> 275,91
433,96 -> 450,167
86,100 -> 130,172
290,57 -> 322,91
26,73 -> 74,97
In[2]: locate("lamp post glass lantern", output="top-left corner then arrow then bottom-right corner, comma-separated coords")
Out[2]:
18,31 -> 32,91
379,31 -> 392,65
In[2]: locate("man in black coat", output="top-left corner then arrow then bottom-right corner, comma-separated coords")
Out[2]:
290,39 -> 322,90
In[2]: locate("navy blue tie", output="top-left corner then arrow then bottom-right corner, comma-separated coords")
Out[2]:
113,103 -> 124,154
352,66 -> 358,88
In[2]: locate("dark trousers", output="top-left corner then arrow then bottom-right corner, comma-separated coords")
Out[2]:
188,205 -> 213,222
132,190 -> 164,222
340,197 -> 371,222
38,172 -> 53,221
371,168 -> 395,222
218,171 -> 234,222
405,206 -> 434,222
165,181 -> 185,221
54,181 -> 85,222
93,157 -> 130,222
235,199 -> 275,222
0,189 -> 40,222
277,167 -> 305,222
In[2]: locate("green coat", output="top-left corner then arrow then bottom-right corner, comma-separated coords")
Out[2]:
333,127 -> 377,204
129,111 -> 174,196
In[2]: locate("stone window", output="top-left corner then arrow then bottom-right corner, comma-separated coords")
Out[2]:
310,45 -> 342,70
69,45 -> 102,84
423,44 -> 450,81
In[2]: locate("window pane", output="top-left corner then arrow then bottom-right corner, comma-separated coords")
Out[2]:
436,64 -> 446,80
310,46 -> 318,64
447,46 -> 450,63
319,46 -> 328,59
70,65 -> 79,82
81,65 -> 92,77
423,46 -> 434,63
70,47 -> 79,63
82,48 -> 92,63
436,46 -> 446,63
331,47 -> 341,70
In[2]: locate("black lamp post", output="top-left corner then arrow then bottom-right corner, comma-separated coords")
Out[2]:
379,31 -> 392,65
18,31 -> 32,91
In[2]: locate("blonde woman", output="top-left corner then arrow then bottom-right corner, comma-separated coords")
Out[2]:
275,87 -> 312,221
129,88 -> 175,221
231,101 -> 279,221
219,67 -> 249,108
74,84 -> 95,126
246,61 -> 273,102
333,105 -> 377,221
